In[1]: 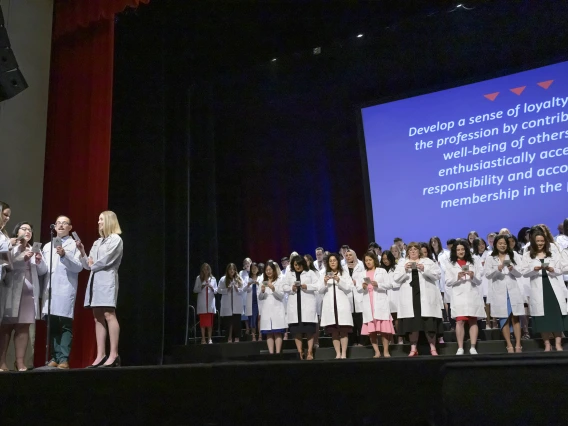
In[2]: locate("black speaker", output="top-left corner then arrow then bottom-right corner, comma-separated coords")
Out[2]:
0,5 -> 28,102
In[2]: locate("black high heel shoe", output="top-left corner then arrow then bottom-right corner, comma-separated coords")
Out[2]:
100,355 -> 121,368
86,356 -> 108,369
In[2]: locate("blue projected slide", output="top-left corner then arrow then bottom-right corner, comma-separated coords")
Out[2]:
361,61 -> 568,245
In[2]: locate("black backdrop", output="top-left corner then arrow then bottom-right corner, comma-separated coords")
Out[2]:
109,0 -> 568,364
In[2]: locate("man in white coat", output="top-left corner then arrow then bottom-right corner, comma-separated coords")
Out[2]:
314,247 -> 326,273
42,216 -> 83,369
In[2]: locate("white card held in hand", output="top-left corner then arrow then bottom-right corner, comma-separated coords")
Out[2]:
461,264 -> 469,271
363,277 -> 371,284
72,231 -> 80,241
32,242 -> 42,253
53,237 -> 63,248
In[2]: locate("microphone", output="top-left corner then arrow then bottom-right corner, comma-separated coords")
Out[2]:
50,224 -> 56,230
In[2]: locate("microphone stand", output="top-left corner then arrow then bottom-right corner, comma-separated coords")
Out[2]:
45,224 -> 55,366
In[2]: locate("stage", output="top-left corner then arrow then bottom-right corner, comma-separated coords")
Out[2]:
1,350 -> 568,425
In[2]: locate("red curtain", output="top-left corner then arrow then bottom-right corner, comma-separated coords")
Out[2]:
53,0 -> 150,39
36,0 -> 148,368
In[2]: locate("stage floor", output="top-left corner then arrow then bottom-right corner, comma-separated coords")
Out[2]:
1,352 -> 568,425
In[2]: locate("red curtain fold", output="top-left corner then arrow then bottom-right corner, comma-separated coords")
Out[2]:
53,0 -> 149,40
35,18 -> 115,368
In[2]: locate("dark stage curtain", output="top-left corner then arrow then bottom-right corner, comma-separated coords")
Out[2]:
53,0 -> 149,39
36,0 -> 151,367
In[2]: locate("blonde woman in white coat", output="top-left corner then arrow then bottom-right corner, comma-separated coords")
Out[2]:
393,243 -> 443,357
319,253 -> 353,359
484,235 -> 525,353
77,211 -> 123,368
258,261 -> 287,354
520,228 -> 568,352
445,240 -> 485,355
0,221 -> 47,371
283,256 -> 319,360
358,251 -> 394,358
345,249 -> 365,346
193,263 -> 217,344
218,263 -> 244,343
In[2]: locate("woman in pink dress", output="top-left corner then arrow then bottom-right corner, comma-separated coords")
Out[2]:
357,251 -> 395,358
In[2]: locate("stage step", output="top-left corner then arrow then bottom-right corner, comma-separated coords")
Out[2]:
170,338 -> 568,363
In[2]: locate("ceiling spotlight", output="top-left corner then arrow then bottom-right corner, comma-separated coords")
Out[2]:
357,34 -> 364,38
313,47 -> 321,55
271,58 -> 277,62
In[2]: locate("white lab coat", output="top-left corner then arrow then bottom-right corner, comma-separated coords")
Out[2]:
484,252 -> 525,317
520,252 -> 567,317
282,270 -> 319,324
474,251 -> 491,298
431,253 -> 446,294
258,277 -> 287,330
318,270 -> 354,327
439,250 -> 452,304
355,268 -> 392,322
41,236 -> 83,319
3,245 -> 47,320
217,276 -> 244,316
555,236 -> 568,281
0,233 -> 11,320
385,269 -> 398,313
313,260 -> 326,315
82,234 -> 123,308
239,270 -> 251,316
393,257 -> 443,319
193,275 -> 217,314
347,262 -> 365,313
444,258 -> 486,318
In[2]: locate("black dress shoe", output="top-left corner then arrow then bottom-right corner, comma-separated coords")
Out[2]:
86,356 -> 108,369
100,355 -> 121,368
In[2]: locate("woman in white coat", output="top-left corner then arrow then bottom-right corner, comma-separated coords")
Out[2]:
305,253 -> 323,348
484,235 -> 525,353
358,251 -> 394,358
381,250 -> 402,344
319,253 -> 353,359
217,263 -> 243,343
472,238 -> 494,330
520,228 -> 568,352
246,262 -> 261,341
283,256 -> 319,360
239,258 -> 252,336
77,211 -> 123,368
258,261 -> 287,354
193,263 -> 217,344
393,243 -> 443,357
0,202 -> 12,322
1,222 -> 47,371
345,249 -> 365,346
445,240 -> 485,355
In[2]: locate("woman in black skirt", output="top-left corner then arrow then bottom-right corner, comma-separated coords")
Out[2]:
521,228 -> 568,351
283,256 -> 320,360
393,242 -> 443,356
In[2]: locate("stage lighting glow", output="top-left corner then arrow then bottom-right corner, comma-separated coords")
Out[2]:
357,34 -> 364,38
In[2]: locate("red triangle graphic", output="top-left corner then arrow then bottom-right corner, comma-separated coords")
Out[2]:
537,80 -> 554,89
510,86 -> 526,95
484,92 -> 499,101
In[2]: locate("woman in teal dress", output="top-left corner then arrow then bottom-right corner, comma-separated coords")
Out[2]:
521,228 -> 568,352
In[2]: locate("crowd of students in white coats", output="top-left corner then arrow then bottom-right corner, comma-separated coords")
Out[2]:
194,219 -> 568,359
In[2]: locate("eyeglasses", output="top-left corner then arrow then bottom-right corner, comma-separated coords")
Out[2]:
19,227 -> 32,232
55,221 -> 70,226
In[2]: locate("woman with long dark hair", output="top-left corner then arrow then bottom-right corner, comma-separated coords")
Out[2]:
359,251 -> 394,357
472,238 -> 493,329
319,253 -> 353,359
0,202 -> 12,321
0,221 -> 47,371
445,239 -> 485,355
485,235 -> 525,353
258,261 -> 287,354
521,228 -> 568,352
283,256 -> 319,359
381,250 -> 403,344
393,243 -> 443,356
